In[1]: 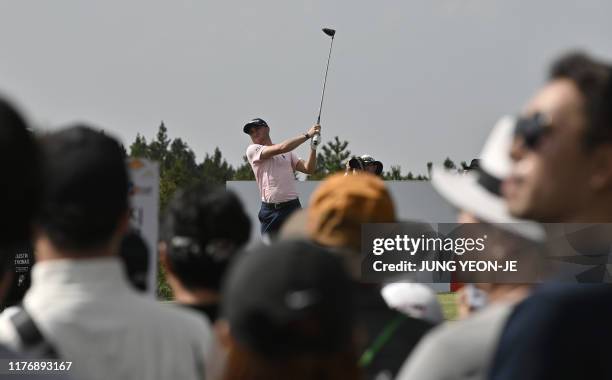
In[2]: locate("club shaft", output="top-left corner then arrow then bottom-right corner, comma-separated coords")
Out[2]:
317,36 -> 334,124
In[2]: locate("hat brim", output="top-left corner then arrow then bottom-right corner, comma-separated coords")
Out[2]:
243,121 -> 268,134
431,167 -> 544,241
243,123 -> 255,134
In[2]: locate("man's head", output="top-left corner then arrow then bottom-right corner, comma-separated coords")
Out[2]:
346,155 -> 384,176
161,184 -> 251,292
307,173 -> 395,278
37,125 -> 129,255
219,240 -> 354,358
503,52 -> 612,222
360,155 -> 384,175
243,118 -> 271,145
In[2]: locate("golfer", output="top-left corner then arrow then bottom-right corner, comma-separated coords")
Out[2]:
243,118 -> 320,238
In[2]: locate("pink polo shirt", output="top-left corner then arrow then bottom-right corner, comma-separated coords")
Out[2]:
246,144 -> 301,203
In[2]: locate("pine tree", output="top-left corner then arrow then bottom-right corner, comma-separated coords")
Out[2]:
233,156 -> 255,180
200,147 -> 235,185
443,157 -> 457,171
308,136 -> 351,180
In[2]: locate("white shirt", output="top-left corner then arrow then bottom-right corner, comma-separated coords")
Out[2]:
0,257 -> 212,380
396,303 -> 514,380
246,144 -> 300,203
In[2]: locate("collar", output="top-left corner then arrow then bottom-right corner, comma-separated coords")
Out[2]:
30,256 -> 129,289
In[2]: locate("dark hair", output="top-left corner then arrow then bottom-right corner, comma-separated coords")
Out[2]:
119,230 -> 149,292
162,184 -> 251,291
222,343 -> 362,380
0,98 -> 41,248
549,52 -> 612,148
38,126 -> 128,251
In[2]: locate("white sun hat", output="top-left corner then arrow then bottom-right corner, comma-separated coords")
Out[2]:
381,283 -> 444,325
431,116 -> 545,242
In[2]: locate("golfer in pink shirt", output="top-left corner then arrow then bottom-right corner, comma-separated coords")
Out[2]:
244,118 -> 319,238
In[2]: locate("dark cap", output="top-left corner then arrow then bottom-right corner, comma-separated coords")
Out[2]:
360,155 -> 384,175
243,118 -> 268,134
38,125 -> 129,250
221,240 -> 354,357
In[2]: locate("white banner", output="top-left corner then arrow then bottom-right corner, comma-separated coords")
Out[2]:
128,158 -> 160,297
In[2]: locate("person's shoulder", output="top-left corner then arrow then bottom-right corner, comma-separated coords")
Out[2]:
514,284 -> 592,316
532,283 -> 612,301
165,302 -> 212,325
415,320 -> 467,355
149,298 -> 210,326
0,307 -> 21,350
416,304 -> 508,347
246,144 -> 266,162
395,322 -> 458,380
246,143 -> 263,153
516,284 -> 612,324
125,294 -> 212,333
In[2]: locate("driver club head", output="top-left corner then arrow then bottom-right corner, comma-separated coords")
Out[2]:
322,28 -> 336,37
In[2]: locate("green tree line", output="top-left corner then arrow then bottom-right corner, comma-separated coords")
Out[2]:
129,122 -> 470,209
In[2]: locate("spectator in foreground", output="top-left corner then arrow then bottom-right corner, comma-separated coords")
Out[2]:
0,126 -> 213,380
160,183 -> 251,322
490,52 -> 612,380
160,183 -> 251,380
217,240 -> 361,380
307,173 -> 433,380
0,97 -> 71,380
0,97 -> 39,348
0,97 -> 40,311
0,98 -> 41,250
395,116 -> 545,380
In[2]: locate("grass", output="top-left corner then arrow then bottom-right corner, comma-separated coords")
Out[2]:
437,292 -> 458,321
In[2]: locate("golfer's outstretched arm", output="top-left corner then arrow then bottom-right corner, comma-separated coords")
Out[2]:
296,148 -> 317,174
261,124 -> 320,159
305,148 -> 317,174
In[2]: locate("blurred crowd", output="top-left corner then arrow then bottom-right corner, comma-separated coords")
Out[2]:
0,50 -> 611,380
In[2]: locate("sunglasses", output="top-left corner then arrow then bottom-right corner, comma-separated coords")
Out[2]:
514,112 -> 552,149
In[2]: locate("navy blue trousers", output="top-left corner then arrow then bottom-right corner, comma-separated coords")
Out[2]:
258,199 -> 301,237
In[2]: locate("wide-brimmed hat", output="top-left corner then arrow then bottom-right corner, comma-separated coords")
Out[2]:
431,116 -> 545,241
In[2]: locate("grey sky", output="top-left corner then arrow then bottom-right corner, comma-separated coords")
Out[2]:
1,0 -> 611,174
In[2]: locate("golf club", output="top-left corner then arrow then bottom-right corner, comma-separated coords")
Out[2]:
312,27 -> 336,147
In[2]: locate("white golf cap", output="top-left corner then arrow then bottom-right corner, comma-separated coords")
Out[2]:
381,283 -> 444,325
431,116 -> 545,242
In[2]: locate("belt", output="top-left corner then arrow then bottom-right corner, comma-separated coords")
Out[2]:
262,198 -> 300,210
